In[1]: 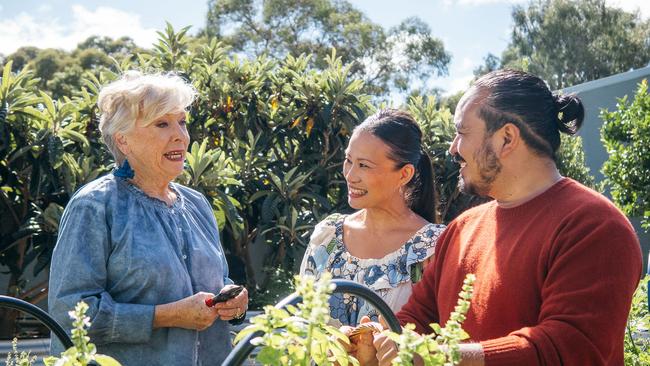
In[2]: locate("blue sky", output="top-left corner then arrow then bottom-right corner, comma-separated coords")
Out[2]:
0,0 -> 648,96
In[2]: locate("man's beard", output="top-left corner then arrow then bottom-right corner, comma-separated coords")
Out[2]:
457,141 -> 502,197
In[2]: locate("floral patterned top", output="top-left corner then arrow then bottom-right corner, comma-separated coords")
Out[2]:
299,213 -> 446,326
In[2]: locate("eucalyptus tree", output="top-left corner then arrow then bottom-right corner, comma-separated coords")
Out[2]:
204,0 -> 451,96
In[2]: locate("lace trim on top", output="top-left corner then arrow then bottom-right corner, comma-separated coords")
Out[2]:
115,174 -> 184,212
315,213 -> 442,291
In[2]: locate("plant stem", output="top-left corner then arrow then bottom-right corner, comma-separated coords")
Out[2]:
626,324 -> 640,356
304,322 -> 313,366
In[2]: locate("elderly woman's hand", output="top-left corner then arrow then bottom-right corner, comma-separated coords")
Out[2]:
213,284 -> 249,321
154,292 -> 221,330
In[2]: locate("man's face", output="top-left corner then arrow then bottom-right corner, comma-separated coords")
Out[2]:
448,89 -> 502,198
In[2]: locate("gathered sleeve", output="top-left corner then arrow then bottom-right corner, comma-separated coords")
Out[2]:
299,215 -> 338,277
48,196 -> 155,345
396,227 -> 448,334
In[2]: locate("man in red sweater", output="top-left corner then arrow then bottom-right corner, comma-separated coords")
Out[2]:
370,70 -> 643,365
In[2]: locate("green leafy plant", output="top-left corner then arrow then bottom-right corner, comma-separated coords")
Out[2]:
235,272 -> 357,365
555,134 -> 597,190
383,274 -> 475,366
43,301 -> 121,366
0,60 -> 110,337
4,338 -> 36,366
236,273 -> 474,366
601,79 -> 650,230
624,275 -> 650,366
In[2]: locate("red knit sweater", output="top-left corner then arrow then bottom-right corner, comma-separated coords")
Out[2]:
397,178 -> 642,365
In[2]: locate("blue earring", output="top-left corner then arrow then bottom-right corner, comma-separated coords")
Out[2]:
114,159 -> 135,179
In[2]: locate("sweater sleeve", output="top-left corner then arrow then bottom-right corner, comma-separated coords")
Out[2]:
480,213 -> 642,365
48,196 -> 155,346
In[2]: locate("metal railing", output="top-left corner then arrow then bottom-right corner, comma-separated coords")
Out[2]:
0,295 -> 73,349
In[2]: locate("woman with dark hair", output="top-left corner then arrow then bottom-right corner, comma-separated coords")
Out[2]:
299,109 -> 445,326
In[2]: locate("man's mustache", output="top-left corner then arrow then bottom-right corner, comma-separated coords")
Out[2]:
452,153 -> 465,164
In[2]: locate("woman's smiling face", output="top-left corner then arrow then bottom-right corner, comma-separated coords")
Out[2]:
343,130 -> 409,210
117,110 -> 189,183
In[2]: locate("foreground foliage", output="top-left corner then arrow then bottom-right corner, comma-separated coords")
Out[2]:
236,273 -> 475,366
623,275 -> 650,366
4,338 -> 36,366
4,302 -> 121,366
235,273 -> 357,365
43,302 -> 121,366
385,274 -> 475,366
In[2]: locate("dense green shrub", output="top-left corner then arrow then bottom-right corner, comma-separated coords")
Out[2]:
556,134 -> 597,190
601,79 -> 650,230
0,61 -> 111,337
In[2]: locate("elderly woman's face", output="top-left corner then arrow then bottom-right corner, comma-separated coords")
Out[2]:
343,130 -> 411,210
118,111 -> 189,183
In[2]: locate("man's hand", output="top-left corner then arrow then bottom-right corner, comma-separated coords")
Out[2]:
373,331 -> 397,366
371,315 -> 398,366
374,332 -> 485,366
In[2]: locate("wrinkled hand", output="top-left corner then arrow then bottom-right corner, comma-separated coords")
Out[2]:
213,284 -> 249,321
155,292 -> 220,331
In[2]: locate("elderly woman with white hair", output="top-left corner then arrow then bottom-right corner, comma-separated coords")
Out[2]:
48,71 -> 248,366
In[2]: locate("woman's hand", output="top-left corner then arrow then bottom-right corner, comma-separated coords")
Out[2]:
153,292 -> 220,330
213,284 -> 249,321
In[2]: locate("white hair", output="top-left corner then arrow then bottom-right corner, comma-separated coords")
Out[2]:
97,70 -> 197,164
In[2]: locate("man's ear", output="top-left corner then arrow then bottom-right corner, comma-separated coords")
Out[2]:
497,122 -> 520,157
114,132 -> 131,156
400,163 -> 416,186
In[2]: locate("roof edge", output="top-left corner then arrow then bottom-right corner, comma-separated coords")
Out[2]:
561,65 -> 650,94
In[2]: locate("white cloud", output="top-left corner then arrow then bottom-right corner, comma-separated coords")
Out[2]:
37,4 -> 53,13
459,57 -> 475,72
606,0 -> 650,19
0,4 -> 158,55
447,74 -> 474,95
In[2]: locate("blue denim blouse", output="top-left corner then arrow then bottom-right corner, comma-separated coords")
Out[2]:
48,174 -> 234,366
